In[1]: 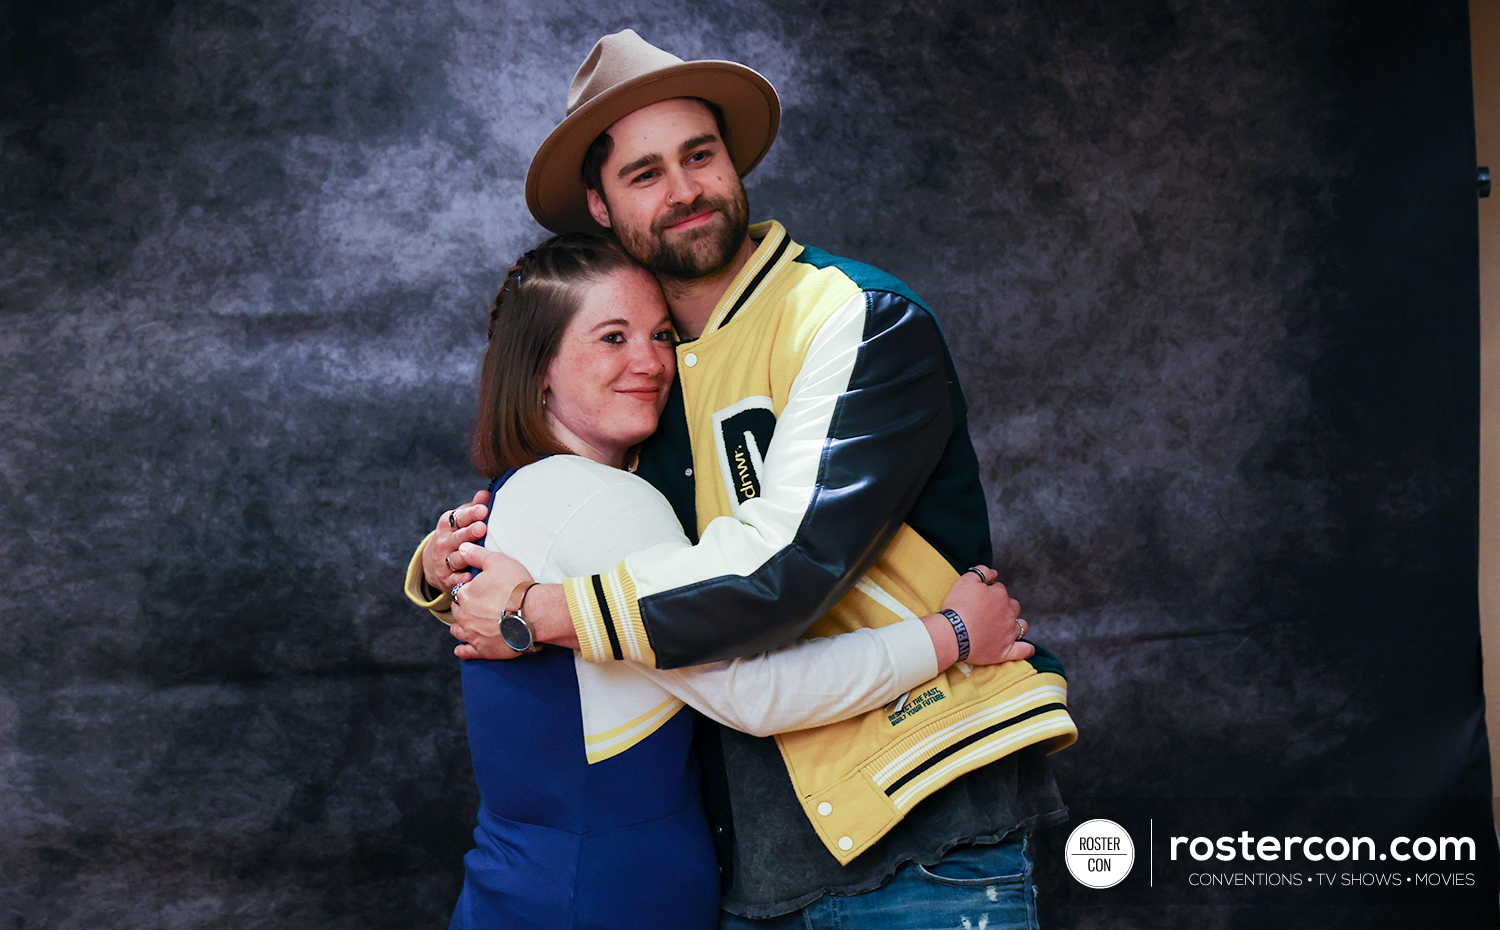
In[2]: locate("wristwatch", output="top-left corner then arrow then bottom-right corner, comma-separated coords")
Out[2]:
499,581 -> 542,653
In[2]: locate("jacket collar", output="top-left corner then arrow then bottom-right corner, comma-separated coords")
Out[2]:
698,221 -> 800,338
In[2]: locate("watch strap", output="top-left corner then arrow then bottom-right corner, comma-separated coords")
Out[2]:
501,582 -> 541,653
506,581 -> 536,615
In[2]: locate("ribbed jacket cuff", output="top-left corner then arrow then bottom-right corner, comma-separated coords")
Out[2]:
404,532 -> 453,622
564,563 -> 653,664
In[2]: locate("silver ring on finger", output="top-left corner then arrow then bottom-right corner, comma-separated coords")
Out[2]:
451,581 -> 466,605
965,566 -> 988,584
1016,618 -> 1027,640
448,510 -> 458,530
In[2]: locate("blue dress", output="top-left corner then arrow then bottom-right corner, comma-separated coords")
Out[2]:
448,472 -> 720,930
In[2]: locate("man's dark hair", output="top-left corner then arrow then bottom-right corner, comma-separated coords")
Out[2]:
580,98 -> 730,199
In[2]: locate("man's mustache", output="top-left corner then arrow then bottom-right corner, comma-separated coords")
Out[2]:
653,196 -> 729,233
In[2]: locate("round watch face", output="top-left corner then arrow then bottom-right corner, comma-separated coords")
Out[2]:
499,612 -> 533,652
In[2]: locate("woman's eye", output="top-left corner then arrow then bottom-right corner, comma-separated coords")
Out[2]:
653,330 -> 675,343
602,332 -> 625,344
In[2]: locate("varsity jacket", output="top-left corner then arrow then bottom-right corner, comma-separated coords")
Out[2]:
562,221 -> 1076,863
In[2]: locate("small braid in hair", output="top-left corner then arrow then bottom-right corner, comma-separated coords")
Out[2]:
489,252 -> 536,340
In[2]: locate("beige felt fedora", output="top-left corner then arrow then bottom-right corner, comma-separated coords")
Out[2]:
525,29 -> 781,233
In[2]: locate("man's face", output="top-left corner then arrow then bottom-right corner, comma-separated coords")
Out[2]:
586,98 -> 749,281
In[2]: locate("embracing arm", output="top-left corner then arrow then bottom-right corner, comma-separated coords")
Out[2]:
402,490 -> 491,620
647,619 -> 937,737
444,456 -> 1032,727
640,566 -> 1032,736
561,290 -> 983,668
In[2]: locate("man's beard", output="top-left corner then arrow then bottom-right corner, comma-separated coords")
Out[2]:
611,187 -> 750,281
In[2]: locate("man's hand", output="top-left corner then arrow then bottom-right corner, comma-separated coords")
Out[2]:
422,490 -> 490,592
933,566 -> 1035,667
448,545 -> 535,660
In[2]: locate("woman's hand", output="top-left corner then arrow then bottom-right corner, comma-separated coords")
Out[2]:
448,544 -> 536,660
422,490 -> 491,592
925,565 -> 1035,668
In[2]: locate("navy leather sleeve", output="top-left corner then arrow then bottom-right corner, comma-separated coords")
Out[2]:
642,292 -> 976,669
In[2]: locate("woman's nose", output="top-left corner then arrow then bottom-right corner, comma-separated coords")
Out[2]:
630,344 -> 669,375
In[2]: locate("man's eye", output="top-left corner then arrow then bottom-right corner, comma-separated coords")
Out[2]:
632,170 -> 658,184
686,151 -> 709,164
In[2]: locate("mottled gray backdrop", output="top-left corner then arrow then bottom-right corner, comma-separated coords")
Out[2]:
2,0 -> 1494,927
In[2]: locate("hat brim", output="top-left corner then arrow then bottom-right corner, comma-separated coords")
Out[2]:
525,61 -> 780,234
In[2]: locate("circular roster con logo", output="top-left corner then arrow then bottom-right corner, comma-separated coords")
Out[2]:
1064,819 -> 1135,889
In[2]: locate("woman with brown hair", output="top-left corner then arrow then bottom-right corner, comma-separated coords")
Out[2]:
406,233 -> 1033,930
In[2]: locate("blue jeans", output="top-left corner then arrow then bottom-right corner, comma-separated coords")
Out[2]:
718,833 -> 1039,930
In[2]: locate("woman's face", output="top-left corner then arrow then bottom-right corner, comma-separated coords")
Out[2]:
543,265 -> 676,468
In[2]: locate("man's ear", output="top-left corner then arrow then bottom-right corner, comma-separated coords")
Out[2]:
586,189 -> 612,229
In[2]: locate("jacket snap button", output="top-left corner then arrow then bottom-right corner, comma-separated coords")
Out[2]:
684,353 -> 698,367
838,836 -> 853,851
818,802 -> 832,816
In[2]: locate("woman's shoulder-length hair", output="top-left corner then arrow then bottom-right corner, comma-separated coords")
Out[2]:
470,233 -> 637,478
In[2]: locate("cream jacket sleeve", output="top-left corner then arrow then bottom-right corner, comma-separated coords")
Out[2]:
491,456 -> 940,737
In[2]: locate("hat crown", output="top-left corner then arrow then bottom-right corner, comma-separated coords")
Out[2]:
566,29 -> 685,115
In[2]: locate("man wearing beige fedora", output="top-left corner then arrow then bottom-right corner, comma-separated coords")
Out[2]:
423,29 -> 1073,929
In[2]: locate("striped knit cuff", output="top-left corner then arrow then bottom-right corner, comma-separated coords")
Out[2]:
563,562 -> 654,665
404,531 -> 453,621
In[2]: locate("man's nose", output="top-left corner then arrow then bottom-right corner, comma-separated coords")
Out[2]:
665,167 -> 702,206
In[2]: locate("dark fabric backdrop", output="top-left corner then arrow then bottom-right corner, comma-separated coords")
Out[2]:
2,0 -> 1494,928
